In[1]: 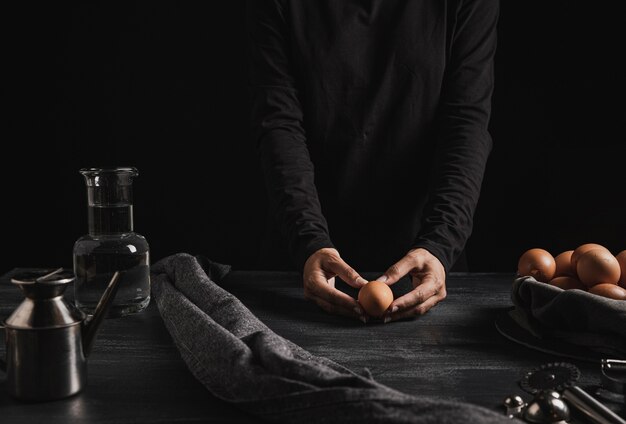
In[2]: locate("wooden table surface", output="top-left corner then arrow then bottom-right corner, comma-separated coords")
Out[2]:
0,269 -> 616,423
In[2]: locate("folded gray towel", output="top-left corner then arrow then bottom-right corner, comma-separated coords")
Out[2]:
510,276 -> 626,358
151,253 -> 514,424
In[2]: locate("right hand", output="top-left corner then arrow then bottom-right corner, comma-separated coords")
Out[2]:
303,248 -> 368,322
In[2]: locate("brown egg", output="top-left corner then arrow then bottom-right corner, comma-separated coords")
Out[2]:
549,276 -> 585,290
358,281 -> 393,318
517,248 -> 556,282
616,250 -> 626,288
576,249 -> 621,287
571,243 -> 610,271
588,283 -> 626,300
554,250 -> 575,277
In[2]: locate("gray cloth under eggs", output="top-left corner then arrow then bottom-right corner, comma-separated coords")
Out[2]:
151,253 -> 513,424
510,276 -> 626,358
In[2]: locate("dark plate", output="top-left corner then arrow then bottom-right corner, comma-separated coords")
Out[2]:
495,307 -> 605,363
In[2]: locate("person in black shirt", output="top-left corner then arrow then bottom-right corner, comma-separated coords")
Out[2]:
246,0 -> 498,323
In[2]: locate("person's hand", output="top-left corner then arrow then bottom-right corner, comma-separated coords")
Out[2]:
303,248 -> 369,322
377,248 -> 447,323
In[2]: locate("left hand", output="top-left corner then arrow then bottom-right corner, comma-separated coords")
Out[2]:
376,248 -> 447,323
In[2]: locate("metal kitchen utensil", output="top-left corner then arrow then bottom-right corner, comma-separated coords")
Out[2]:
520,362 -> 581,395
523,391 -> 570,424
519,362 -> 625,424
562,386 -> 626,424
0,268 -> 121,401
504,395 -> 527,418
601,359 -> 626,395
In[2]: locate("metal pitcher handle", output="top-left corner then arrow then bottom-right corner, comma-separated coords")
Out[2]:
0,323 -> 5,372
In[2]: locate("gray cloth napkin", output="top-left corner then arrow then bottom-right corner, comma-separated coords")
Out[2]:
510,276 -> 626,358
151,253 -> 513,424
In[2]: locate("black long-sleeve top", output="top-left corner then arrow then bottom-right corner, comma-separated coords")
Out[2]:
246,0 -> 498,272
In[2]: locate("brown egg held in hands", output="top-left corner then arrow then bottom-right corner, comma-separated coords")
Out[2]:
588,283 -> 626,300
358,281 -> 393,318
549,276 -> 585,290
554,250 -> 575,277
571,243 -> 610,271
617,250 -> 626,288
576,249 -> 621,287
518,248 -> 556,282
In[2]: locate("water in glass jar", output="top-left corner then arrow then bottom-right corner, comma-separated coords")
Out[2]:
87,204 -> 134,234
75,167 -> 150,317
73,231 -> 150,317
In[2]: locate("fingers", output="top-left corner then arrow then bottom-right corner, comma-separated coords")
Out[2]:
304,271 -> 363,318
307,247 -> 447,323
325,255 -> 368,288
377,251 -> 422,286
384,274 -> 446,323
312,297 -> 366,321
390,273 -> 438,310
384,294 -> 443,322
302,248 -> 369,321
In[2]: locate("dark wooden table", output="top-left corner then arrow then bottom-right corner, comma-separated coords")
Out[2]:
0,270 -> 613,423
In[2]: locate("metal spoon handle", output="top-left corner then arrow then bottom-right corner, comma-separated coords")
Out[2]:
603,359 -> 626,372
36,267 -> 65,282
562,386 -> 625,424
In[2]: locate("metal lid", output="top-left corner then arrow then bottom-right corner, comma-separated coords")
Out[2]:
5,268 -> 84,330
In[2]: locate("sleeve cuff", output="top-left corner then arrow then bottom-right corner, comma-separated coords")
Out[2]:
411,240 -> 453,275
293,237 -> 335,273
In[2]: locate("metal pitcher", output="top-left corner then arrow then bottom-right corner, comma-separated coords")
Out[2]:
0,268 -> 121,401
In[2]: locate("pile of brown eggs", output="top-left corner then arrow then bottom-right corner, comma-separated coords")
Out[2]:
517,243 -> 626,300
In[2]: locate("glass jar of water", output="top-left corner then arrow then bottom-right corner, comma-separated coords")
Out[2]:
73,167 -> 150,317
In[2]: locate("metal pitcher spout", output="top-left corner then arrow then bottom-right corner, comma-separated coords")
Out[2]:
82,271 -> 121,357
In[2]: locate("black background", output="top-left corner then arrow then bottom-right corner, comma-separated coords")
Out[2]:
3,2 -> 624,274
